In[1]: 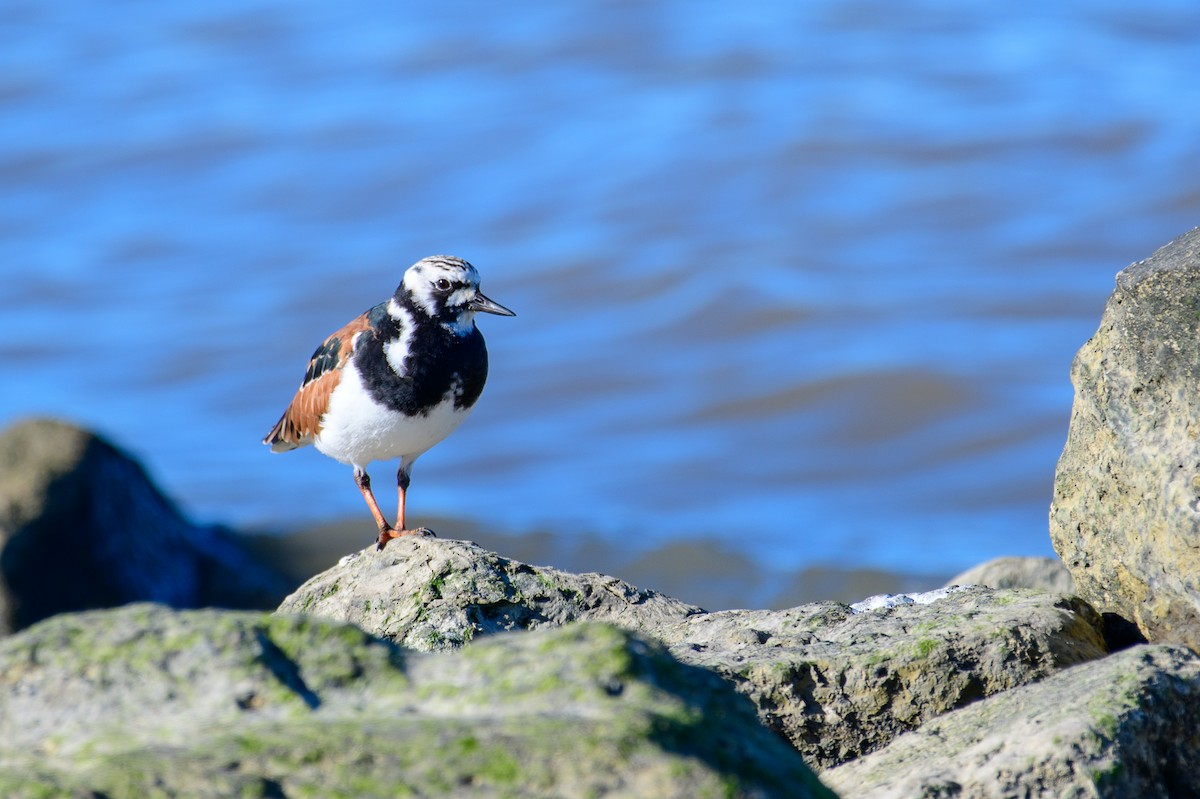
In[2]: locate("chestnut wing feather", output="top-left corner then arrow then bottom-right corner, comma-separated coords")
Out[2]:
262,313 -> 374,451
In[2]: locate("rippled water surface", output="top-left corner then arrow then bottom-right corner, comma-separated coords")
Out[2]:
3,2 -> 1200,573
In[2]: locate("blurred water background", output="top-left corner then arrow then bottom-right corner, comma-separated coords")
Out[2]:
3,2 -> 1199,585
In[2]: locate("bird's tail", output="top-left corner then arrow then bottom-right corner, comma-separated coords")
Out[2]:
262,414 -> 304,452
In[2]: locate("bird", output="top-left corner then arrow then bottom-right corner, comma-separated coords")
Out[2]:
263,255 -> 515,551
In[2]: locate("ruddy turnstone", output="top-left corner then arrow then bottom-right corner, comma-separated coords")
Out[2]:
263,255 -> 515,550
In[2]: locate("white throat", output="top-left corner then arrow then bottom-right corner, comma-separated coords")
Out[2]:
384,300 -> 417,376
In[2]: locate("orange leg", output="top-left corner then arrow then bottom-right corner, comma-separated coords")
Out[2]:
354,468 -> 395,545
371,466 -> 425,551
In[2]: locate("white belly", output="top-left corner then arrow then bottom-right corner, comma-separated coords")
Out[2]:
314,365 -> 473,468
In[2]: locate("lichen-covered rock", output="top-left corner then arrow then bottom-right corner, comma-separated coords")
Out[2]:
1050,227 -> 1200,651
281,538 -> 1110,769
946,556 -> 1074,593
651,587 -> 1107,770
0,418 -> 288,631
823,644 -> 1200,798
0,604 -> 834,799
277,536 -> 701,651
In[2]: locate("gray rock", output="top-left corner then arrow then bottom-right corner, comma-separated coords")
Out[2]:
277,535 -> 702,651
0,604 -> 833,799
823,644 -> 1200,798
281,537 -> 1110,769
947,556 -> 1075,593
651,586 -> 1107,770
1050,227 -> 1200,651
0,418 -> 289,631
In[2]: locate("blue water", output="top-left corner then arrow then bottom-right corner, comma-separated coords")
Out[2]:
3,2 -> 1199,574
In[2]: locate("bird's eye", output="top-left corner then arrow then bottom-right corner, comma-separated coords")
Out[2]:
435,279 -> 452,291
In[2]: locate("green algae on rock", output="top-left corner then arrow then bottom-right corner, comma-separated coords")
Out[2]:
0,604 -> 834,799
279,537 -> 1110,770
823,644 -> 1200,798
277,536 -> 701,651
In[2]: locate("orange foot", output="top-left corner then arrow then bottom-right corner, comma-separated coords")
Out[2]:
375,526 -> 436,551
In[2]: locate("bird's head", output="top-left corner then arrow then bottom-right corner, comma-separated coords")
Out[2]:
399,255 -> 515,332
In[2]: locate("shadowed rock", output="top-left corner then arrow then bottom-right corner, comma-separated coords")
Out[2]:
280,536 -> 1110,769
0,604 -> 834,799
823,644 -> 1200,798
1051,227 -> 1200,651
651,587 -> 1106,770
0,418 -> 288,632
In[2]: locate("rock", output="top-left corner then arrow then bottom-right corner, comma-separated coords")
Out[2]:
1050,227 -> 1200,651
277,535 -> 702,651
947,556 -> 1075,593
0,604 -> 834,799
0,418 -> 289,632
822,643 -> 1200,798
651,586 -> 1107,770
945,561 -> 1147,654
282,537 -> 1110,769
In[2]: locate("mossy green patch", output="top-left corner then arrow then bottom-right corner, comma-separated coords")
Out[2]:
425,570 -> 448,600
862,650 -> 891,668
5,714 -> 813,798
1093,711 -> 1119,740
0,609 -> 832,798
1089,760 -> 1124,788
914,638 -> 939,659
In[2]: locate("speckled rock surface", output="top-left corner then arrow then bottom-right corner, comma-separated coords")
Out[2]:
0,418 -> 288,631
281,538 -> 1110,769
651,587 -> 1107,770
823,644 -> 1200,799
1050,227 -> 1200,651
0,604 -> 833,799
277,535 -> 701,651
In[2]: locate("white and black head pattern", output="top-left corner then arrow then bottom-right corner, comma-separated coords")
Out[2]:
398,255 -> 514,333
